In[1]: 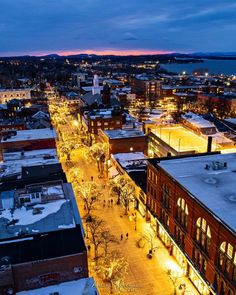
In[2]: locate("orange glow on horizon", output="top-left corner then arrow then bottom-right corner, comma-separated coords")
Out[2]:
1,49 -> 173,57
57,49 -> 173,56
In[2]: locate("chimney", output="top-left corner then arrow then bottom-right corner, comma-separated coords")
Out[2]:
207,136 -> 212,153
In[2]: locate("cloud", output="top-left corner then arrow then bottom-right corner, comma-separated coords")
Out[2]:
0,0 -> 236,55
123,32 -> 138,41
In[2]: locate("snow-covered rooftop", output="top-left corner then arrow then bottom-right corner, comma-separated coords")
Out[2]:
182,112 -> 215,129
0,183 -> 82,240
1,128 -> 56,142
1,149 -> 58,178
104,129 -> 145,139
158,153 -> 236,233
112,152 -> 146,168
17,277 -> 99,295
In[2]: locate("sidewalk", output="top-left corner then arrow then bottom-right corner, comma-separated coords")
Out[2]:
73,157 -> 199,295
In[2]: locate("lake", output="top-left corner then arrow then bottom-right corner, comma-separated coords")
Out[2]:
161,59 -> 236,75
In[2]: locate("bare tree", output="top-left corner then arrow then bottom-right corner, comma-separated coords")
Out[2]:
78,181 -> 102,219
97,250 -> 128,294
87,217 -> 106,261
109,176 -> 136,214
100,230 -> 119,256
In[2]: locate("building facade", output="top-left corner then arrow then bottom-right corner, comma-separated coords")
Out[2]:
146,154 -> 236,295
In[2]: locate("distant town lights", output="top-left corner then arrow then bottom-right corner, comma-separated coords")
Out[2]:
130,147 -> 133,152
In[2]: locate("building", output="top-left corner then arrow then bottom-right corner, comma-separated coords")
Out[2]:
1,128 -> 56,152
16,277 -> 99,295
100,129 -> 148,156
0,89 -> 31,103
82,108 -> 123,136
146,153 -> 236,295
130,75 -> 162,100
0,148 -> 67,191
0,180 -> 87,293
147,125 -> 213,158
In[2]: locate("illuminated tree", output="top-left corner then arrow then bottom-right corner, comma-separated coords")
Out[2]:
97,250 -> 128,294
86,217 -> 106,261
78,181 -> 102,218
109,176 -> 136,214
100,230 -> 119,256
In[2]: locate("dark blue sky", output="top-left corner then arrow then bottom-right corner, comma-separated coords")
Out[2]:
1,0 -> 236,56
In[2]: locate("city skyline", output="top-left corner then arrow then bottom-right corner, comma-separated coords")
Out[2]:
1,0 -> 236,56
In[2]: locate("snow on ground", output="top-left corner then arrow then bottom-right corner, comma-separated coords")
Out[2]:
17,278 -> 98,295
1,200 -> 66,226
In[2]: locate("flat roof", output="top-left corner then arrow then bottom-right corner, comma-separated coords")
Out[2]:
151,125 -> 214,153
0,182 -> 82,240
1,128 -> 56,143
182,112 -> 215,129
1,149 -> 58,179
158,153 -> 236,233
17,278 -> 98,295
0,226 -> 85,265
104,129 -> 145,139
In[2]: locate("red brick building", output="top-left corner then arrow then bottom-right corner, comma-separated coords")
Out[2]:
146,153 -> 236,295
99,129 -> 148,156
1,128 -> 56,152
0,227 -> 88,294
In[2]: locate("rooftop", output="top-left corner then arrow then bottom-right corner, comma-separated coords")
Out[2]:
158,153 -> 236,233
0,182 -> 83,240
0,226 -> 85,265
182,112 -> 216,129
1,149 -> 58,179
1,128 -> 56,143
151,125 -> 214,153
104,129 -> 145,139
17,277 -> 98,295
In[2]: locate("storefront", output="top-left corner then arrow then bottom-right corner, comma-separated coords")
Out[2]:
189,267 -> 211,295
172,246 -> 188,276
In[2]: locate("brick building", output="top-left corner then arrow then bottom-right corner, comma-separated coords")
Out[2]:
0,226 -> 88,293
100,129 -> 148,156
1,128 -> 56,152
146,153 -> 236,295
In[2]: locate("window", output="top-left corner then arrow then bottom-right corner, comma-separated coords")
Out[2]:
161,184 -> 171,210
193,247 -> 207,275
160,209 -> 169,229
176,198 -> 189,228
218,242 -> 236,280
195,217 -> 211,253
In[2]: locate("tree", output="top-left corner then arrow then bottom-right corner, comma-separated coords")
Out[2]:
78,181 -> 102,218
100,230 -> 119,256
109,176 -> 136,215
67,167 -> 83,185
140,232 -> 158,258
97,250 -> 128,294
86,217 -> 106,261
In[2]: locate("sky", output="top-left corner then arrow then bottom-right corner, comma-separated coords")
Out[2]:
0,0 -> 236,56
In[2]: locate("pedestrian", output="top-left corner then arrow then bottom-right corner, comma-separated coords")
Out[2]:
126,233 -> 129,239
87,245 -> 91,252
111,199 -> 113,206
103,200 -> 106,208
108,199 -> 110,207
120,234 -> 123,241
91,176 -> 93,181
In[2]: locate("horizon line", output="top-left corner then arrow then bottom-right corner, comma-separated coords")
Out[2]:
0,48 -> 177,58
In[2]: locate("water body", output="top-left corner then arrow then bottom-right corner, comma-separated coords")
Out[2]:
161,59 -> 236,75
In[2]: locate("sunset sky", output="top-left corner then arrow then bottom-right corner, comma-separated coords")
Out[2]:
1,0 -> 236,56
